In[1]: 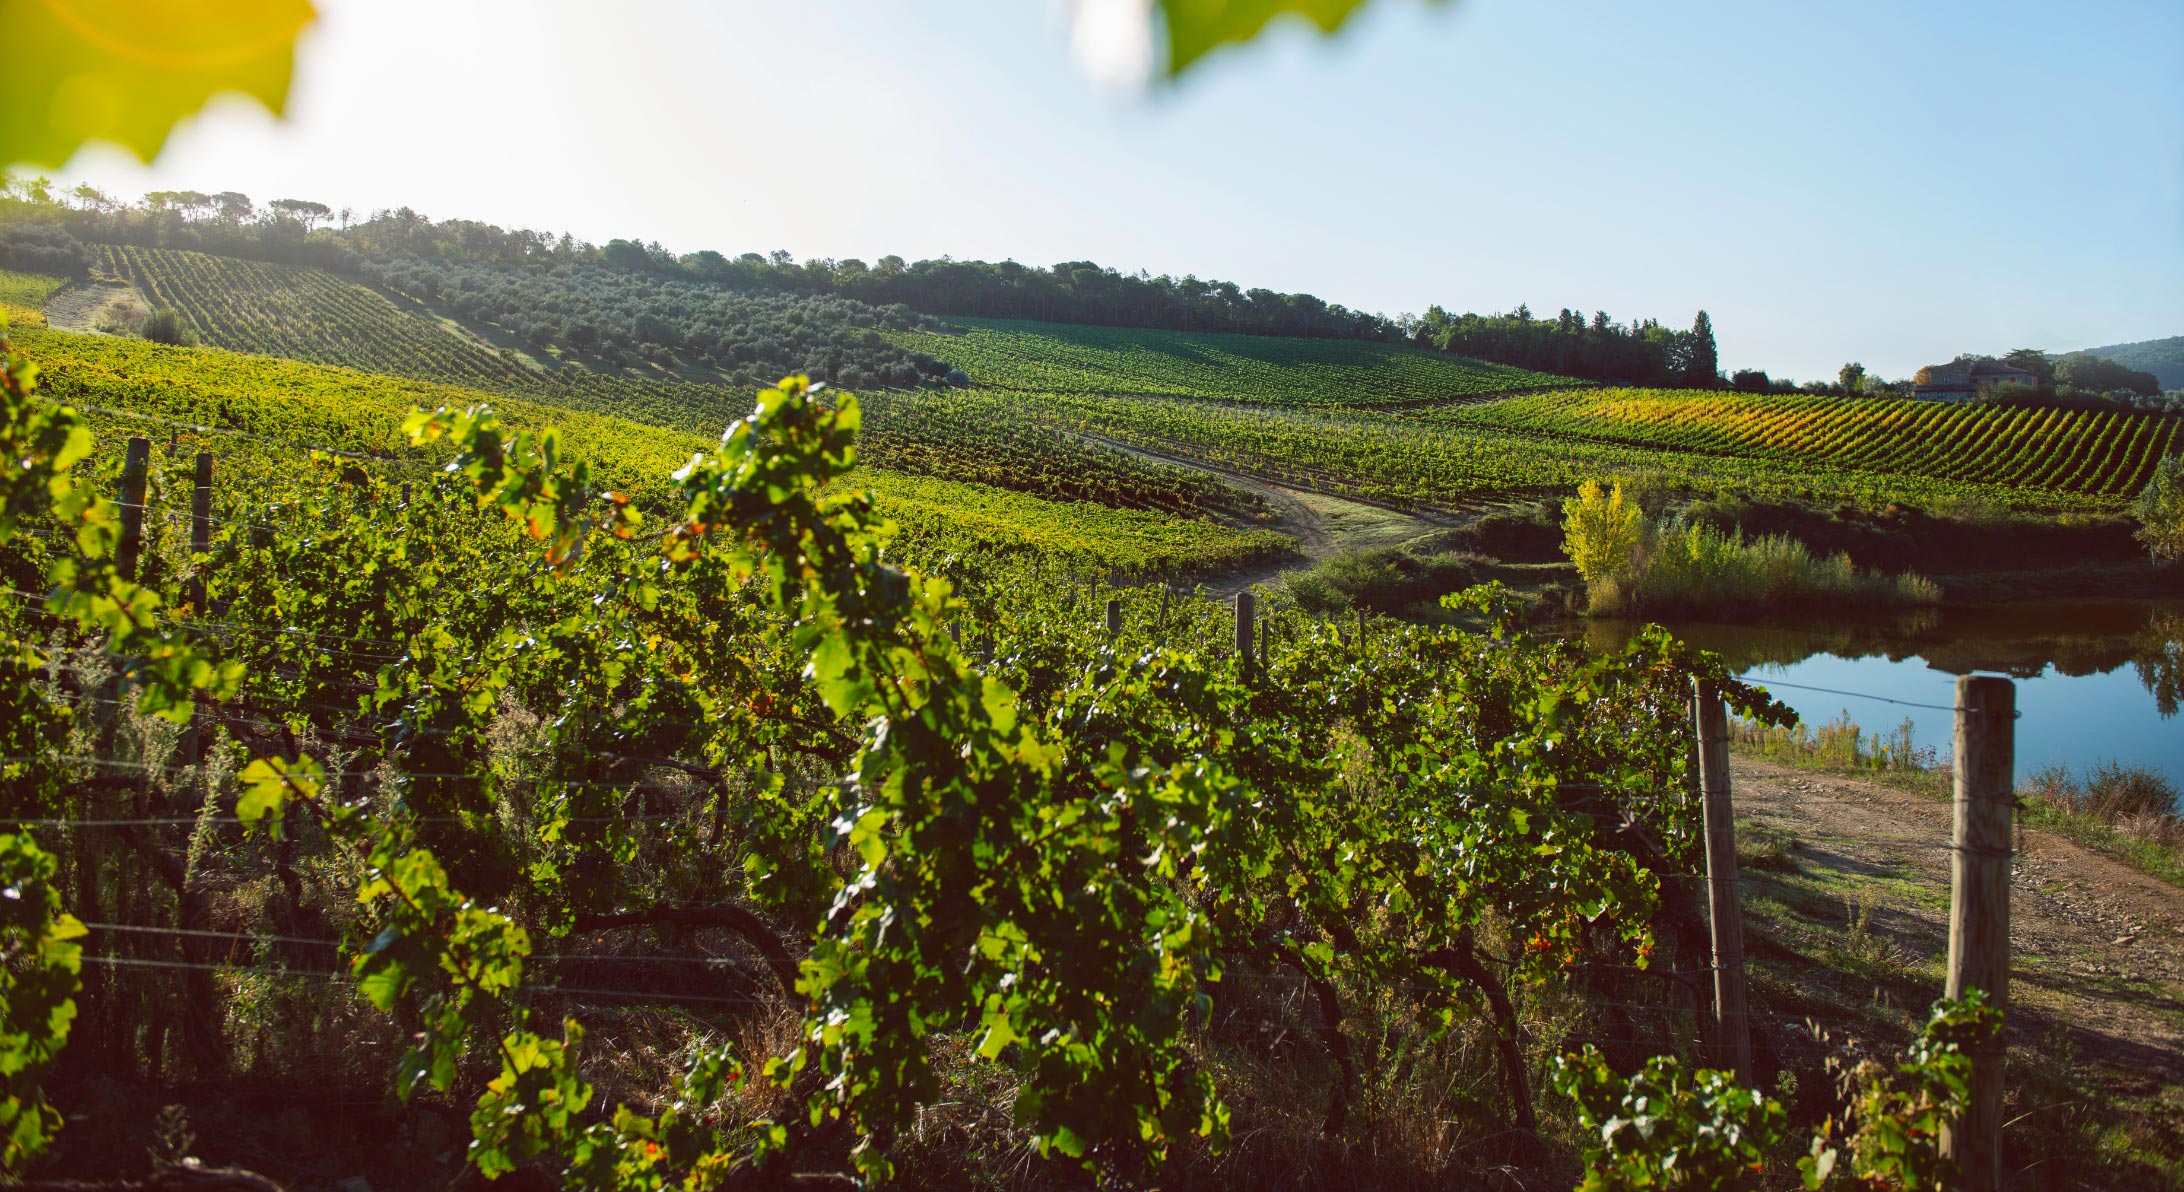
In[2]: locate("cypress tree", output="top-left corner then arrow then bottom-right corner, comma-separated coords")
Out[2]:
1686,309 -> 1719,387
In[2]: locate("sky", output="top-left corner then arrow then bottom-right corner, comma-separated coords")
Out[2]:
45,0 -> 2184,381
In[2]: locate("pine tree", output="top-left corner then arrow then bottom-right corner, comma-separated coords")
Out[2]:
1686,310 -> 1719,387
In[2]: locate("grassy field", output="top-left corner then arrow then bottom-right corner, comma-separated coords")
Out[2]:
892,316 -> 1566,406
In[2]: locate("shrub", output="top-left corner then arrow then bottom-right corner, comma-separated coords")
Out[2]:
1281,547 -> 1490,615
2134,454 -> 2184,562
0,223 -> 92,277
139,309 -> 193,346
1564,482 -> 1939,617
1561,479 -> 1645,593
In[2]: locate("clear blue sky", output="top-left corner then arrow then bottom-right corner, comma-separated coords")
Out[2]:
51,0 -> 2184,380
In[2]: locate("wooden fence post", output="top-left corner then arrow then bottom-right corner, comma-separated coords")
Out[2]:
1692,679 -> 1752,1085
1105,597 -> 1122,638
1943,675 -> 2014,1190
117,436 -> 152,582
1234,591 -> 1255,677
187,451 -> 212,609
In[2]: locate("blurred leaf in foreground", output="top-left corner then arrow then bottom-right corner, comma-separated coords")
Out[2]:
0,0 -> 317,169
1076,0 -> 1446,83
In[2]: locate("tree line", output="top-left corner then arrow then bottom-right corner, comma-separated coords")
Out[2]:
1413,303 -> 1721,388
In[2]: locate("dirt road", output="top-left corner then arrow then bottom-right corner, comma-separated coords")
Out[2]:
1083,434 -> 1460,596
1731,756 -> 2184,1093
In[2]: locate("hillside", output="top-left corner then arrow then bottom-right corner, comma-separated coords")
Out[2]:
890,317 -> 1564,406
25,247 -> 2169,521
0,272 -> 1288,578
2076,335 -> 2184,390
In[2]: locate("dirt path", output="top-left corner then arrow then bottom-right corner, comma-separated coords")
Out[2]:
44,279 -> 149,335
1083,434 -> 1461,596
1731,756 -> 2184,1090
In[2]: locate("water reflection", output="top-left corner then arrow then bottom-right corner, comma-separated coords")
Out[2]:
1583,601 -> 2184,709
1578,600 -> 2184,785
2136,612 -> 2181,719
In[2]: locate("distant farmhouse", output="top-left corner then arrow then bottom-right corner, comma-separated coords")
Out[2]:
1911,358 -> 2038,402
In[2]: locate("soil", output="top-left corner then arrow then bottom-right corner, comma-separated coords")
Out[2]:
1081,433 -> 1520,597
45,279 -> 151,335
1730,756 -> 2184,1091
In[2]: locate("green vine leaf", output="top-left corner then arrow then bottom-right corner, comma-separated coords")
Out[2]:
0,0 -> 317,169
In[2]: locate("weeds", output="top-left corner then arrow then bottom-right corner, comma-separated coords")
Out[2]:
2019,761 -> 2184,887
1735,819 -> 1799,871
1728,712 -> 1943,795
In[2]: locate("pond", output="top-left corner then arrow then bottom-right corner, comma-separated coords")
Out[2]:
1578,600 -> 2184,790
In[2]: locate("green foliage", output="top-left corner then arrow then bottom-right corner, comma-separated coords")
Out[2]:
0,834 -> 84,1177
0,316 -> 1840,1188
890,317 -> 1560,407
0,226 -> 91,279
0,0 -> 314,169
106,244 -> 521,383
856,385 -> 1270,518
2053,353 -> 2159,397
1472,388 -> 2180,506
15,316 -> 1274,575
1555,993 -> 2000,1191
1159,0 -> 1395,75
1807,991 -> 2001,1189
991,383 -> 2119,515
861,468 -> 1289,577
0,271 -> 63,322
2073,335 -> 2184,392
138,308 -> 191,346
1562,479 -> 1646,599
2133,453 -> 2184,562
1552,1048 -> 1787,1189
1604,516 -> 1938,618
1563,478 -> 1939,617
1281,545 -> 1489,614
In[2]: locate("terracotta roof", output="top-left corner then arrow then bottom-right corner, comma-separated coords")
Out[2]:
1915,359 -> 2036,389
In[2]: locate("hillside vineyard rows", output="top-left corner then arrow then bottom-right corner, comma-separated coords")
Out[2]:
1469,388 -> 2184,501
0,319 -> 1813,1185
0,243 -> 2169,1187
52,252 -> 2171,515
0,274 -> 1284,577
890,316 -> 1562,405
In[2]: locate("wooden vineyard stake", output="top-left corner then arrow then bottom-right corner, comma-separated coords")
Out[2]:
1691,680 -> 1752,1085
117,436 -> 151,582
189,452 -> 213,609
1105,597 -> 1122,638
1943,675 -> 2015,1190
1234,591 -> 1255,678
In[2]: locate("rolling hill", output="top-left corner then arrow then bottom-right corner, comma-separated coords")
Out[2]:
2074,335 -> 2184,390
